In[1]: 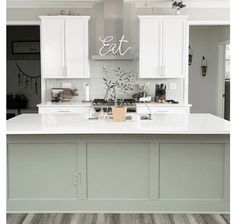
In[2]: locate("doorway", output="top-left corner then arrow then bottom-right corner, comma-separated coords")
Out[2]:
6,25 -> 41,119
188,25 -> 230,118
218,41 -> 230,120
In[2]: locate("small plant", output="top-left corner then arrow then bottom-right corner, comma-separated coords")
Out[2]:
102,66 -> 137,102
172,0 -> 186,9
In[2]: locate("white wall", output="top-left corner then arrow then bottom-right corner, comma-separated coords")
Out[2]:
189,25 -> 230,115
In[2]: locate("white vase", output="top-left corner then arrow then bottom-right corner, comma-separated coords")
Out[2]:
175,8 -> 181,15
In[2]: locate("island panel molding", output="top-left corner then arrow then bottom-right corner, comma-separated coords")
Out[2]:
7,134 -> 229,213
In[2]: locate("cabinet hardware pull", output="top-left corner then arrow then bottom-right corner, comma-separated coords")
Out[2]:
161,66 -> 164,76
73,172 -> 81,185
157,111 -> 168,112
59,110 -> 71,113
73,172 -> 78,185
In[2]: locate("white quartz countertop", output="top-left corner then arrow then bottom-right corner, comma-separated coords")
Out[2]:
6,113 -> 230,135
136,103 -> 192,107
37,102 -> 91,107
37,102 -> 191,107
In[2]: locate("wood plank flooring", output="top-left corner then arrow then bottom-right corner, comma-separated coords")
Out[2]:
7,214 -> 230,224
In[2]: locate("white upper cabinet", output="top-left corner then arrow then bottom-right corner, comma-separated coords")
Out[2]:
41,18 -> 65,78
139,16 -> 188,78
139,18 -> 162,78
40,16 -> 90,79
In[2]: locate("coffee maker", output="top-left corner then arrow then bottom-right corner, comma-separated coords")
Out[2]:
51,88 -> 63,102
155,84 -> 166,103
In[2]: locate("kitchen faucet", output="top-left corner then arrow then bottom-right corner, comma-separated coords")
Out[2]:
139,99 -> 152,120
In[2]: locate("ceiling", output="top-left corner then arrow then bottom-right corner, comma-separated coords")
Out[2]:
7,0 -> 230,9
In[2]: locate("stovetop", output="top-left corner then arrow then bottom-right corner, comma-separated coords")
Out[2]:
92,99 -> 136,107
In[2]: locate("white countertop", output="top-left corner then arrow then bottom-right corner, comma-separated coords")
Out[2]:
6,113 -> 230,135
37,102 -> 191,107
37,102 -> 91,107
136,103 -> 192,107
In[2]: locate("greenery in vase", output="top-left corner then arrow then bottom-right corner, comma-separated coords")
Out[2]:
172,0 -> 186,10
102,66 -> 138,104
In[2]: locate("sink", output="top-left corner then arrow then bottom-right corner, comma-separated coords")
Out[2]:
139,114 -> 152,120
88,114 -> 151,121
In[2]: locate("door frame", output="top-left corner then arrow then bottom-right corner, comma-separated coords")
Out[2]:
7,21 -> 40,25
188,20 -> 230,115
217,40 -> 230,118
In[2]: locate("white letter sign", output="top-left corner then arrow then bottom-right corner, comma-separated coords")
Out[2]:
99,35 -> 132,56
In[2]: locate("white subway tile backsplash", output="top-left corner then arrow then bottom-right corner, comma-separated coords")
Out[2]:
45,60 -> 182,102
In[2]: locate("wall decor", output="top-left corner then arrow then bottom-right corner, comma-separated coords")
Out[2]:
15,62 -> 40,94
12,41 -> 40,54
189,46 -> 193,65
99,35 -> 132,56
201,56 -> 208,76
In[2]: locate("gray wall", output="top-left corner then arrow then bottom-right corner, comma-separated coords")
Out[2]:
189,25 -> 230,115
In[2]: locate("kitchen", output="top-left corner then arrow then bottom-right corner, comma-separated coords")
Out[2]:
5,0 -> 230,223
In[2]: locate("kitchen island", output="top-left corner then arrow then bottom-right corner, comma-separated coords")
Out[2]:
7,113 -> 230,213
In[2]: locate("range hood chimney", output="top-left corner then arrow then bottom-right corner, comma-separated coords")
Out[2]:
92,0 -> 134,60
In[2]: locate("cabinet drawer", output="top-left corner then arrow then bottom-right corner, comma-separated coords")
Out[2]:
38,106 -> 89,114
137,106 -> 189,114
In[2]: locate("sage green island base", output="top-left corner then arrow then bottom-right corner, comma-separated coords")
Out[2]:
7,134 -> 229,213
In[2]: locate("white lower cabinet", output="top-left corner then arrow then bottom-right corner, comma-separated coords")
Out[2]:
136,104 -> 191,114
38,106 -> 90,114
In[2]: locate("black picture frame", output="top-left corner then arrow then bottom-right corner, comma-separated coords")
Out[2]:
12,41 -> 40,54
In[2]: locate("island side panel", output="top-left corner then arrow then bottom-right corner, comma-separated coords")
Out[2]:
7,134 -> 229,213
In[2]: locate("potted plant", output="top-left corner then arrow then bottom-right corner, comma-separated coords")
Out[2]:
172,0 -> 186,15
102,66 -> 137,122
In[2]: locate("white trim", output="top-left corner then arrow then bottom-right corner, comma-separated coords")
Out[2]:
7,1 -> 95,8
188,20 -> 230,26
7,21 -> 40,25
39,16 -> 90,20
217,44 -> 224,118
217,40 -> 230,118
138,15 -> 188,19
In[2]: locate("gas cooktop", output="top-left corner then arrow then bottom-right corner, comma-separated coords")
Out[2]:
92,99 -> 136,113
92,99 -> 136,107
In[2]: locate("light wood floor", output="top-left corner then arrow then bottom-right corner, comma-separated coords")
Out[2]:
7,214 -> 230,224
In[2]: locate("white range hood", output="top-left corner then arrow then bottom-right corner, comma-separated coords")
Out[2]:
91,0 -> 135,61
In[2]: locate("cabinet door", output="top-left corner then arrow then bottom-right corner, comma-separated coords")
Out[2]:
41,19 -> 65,78
136,105 -> 190,114
8,143 -> 78,199
65,19 -> 89,78
159,144 -> 225,199
87,143 -> 151,199
38,106 -> 90,114
162,19 -> 186,78
139,19 -> 162,78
